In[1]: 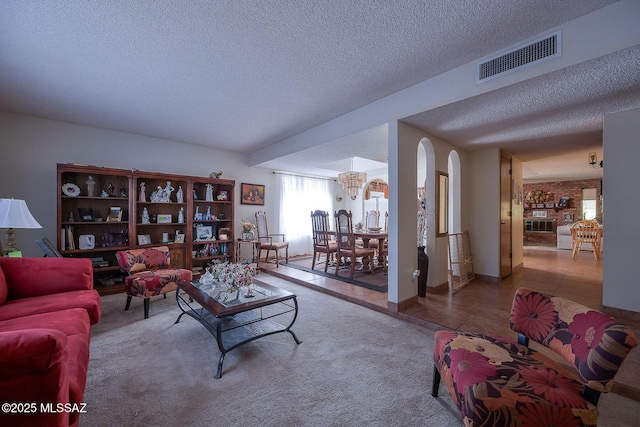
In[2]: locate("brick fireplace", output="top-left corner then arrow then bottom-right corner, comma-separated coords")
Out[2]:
523,179 -> 601,244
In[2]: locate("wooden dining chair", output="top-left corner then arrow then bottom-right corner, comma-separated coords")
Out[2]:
334,210 -> 376,279
310,210 -> 338,272
365,210 -> 380,230
571,220 -> 602,260
255,211 -> 289,267
366,211 -> 389,256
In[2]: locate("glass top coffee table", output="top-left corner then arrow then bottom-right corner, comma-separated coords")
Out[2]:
175,279 -> 302,378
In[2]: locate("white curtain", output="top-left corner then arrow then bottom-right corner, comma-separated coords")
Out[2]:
277,174 -> 334,257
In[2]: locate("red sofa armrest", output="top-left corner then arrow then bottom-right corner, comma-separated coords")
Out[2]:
0,329 -> 70,427
0,258 -> 93,300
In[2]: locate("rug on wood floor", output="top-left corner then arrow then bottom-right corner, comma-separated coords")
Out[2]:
283,256 -> 388,293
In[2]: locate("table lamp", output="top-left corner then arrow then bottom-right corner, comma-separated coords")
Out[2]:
0,198 -> 43,255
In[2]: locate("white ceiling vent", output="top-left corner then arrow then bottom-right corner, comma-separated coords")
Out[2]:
477,31 -> 561,83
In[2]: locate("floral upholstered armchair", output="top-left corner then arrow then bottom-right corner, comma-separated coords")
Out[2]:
432,287 -> 637,426
116,246 -> 192,319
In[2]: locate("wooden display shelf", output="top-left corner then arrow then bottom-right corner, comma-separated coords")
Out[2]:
57,163 -> 235,296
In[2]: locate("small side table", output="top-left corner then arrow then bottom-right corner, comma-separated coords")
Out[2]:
235,239 -> 261,266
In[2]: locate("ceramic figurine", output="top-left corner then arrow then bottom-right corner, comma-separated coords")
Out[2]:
176,186 -> 184,203
164,181 -> 174,202
205,184 -> 214,201
86,175 -> 96,197
142,207 -> 150,224
139,182 -> 146,202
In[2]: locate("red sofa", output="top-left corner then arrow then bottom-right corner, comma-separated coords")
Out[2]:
0,257 -> 101,427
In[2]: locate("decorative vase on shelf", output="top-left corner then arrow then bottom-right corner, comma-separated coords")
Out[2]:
417,246 -> 429,297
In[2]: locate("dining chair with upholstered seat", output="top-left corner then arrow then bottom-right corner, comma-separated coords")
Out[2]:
365,210 -> 380,230
334,209 -> 376,280
571,220 -> 602,260
310,210 -> 338,272
255,210 -> 289,267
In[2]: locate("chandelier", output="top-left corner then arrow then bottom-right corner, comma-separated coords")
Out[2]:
338,159 -> 367,198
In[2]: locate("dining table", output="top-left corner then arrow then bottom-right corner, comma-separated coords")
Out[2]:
327,229 -> 388,267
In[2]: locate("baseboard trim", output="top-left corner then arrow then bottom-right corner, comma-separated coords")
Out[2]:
426,281 -> 449,294
603,305 -> 640,323
476,273 -> 500,284
389,295 -> 419,313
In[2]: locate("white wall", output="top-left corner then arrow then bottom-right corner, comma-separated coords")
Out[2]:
0,112 -> 276,257
468,148 -> 501,277
602,107 -> 640,312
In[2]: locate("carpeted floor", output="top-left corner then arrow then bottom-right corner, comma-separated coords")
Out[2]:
83,276 -> 455,426
82,274 -> 640,426
284,256 -> 388,292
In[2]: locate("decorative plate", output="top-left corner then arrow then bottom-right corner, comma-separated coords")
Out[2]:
62,183 -> 81,197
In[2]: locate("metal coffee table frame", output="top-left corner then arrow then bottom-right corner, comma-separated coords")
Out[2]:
175,279 -> 302,378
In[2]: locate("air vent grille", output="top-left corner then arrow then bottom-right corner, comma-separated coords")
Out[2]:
477,31 -> 561,83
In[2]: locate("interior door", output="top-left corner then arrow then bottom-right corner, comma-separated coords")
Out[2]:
500,153 -> 512,279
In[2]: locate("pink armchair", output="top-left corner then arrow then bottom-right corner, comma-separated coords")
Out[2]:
432,287 -> 637,426
116,246 -> 192,319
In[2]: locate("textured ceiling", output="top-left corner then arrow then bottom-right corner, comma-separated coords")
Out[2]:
0,0 -> 634,182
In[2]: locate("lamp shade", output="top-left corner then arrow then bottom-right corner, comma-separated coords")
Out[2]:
0,198 -> 42,229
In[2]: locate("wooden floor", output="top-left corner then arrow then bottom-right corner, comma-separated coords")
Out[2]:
260,245 -> 640,400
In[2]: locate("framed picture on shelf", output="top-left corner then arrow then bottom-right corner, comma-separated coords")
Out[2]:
218,227 -> 230,240
196,225 -> 213,240
240,183 -> 265,205
78,208 -> 94,222
106,206 -> 122,222
175,233 -> 185,244
157,214 -> 172,224
137,234 -> 151,245
559,197 -> 569,207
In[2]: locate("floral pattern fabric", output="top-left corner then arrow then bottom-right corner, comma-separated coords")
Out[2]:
116,246 -> 192,298
433,287 -> 637,427
125,269 -> 192,298
116,246 -> 171,274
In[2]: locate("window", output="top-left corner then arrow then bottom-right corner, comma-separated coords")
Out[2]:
278,174 -> 334,256
581,188 -> 597,220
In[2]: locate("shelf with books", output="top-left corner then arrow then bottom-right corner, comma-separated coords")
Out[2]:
57,164 -> 133,294
189,177 -> 235,272
57,164 -> 236,294
132,173 -> 188,261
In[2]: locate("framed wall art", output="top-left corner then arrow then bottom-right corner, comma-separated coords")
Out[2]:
196,225 -> 213,240
157,214 -> 172,224
241,183 -> 265,205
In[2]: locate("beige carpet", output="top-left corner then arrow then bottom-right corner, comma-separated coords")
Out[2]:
82,274 -> 639,426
